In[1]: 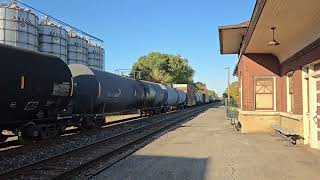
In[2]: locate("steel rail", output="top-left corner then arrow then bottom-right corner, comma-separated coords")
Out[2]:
0,105 -> 210,179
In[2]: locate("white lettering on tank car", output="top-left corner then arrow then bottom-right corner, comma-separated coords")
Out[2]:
114,89 -> 122,97
9,102 -> 17,109
107,89 -> 122,98
24,101 -> 39,111
45,101 -> 55,106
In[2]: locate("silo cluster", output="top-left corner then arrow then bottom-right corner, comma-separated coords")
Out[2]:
38,17 -> 68,63
0,2 -> 105,70
0,2 -> 38,51
88,43 -> 104,70
67,31 -> 88,66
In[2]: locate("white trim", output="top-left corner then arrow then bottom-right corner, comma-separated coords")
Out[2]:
302,67 -> 310,144
304,71 -> 320,79
286,74 -> 292,112
310,69 -> 320,149
274,76 -> 277,111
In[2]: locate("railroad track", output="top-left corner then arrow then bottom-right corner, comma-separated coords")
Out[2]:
0,104 -> 212,180
0,114 -> 146,151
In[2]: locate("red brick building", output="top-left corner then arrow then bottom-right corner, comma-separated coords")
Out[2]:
219,0 -> 320,149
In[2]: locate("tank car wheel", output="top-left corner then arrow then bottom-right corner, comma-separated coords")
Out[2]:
18,122 -> 40,144
80,117 -> 95,130
138,110 -> 143,117
94,117 -> 106,128
56,123 -> 67,137
149,110 -> 154,116
154,109 -> 160,115
0,135 -> 8,143
152,110 -> 157,116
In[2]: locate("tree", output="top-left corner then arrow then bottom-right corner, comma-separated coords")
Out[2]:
193,82 -> 207,93
193,81 -> 218,98
131,52 -> 194,84
223,81 -> 239,99
207,90 -> 218,98
132,52 -> 219,97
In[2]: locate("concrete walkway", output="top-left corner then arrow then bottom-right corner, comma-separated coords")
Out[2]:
92,105 -> 320,180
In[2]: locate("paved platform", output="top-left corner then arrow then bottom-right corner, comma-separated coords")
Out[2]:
92,105 -> 320,180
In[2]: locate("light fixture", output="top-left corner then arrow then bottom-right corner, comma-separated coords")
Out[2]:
268,27 -> 280,46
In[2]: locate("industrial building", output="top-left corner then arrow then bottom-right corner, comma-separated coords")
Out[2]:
219,0 -> 320,149
0,1 -> 105,70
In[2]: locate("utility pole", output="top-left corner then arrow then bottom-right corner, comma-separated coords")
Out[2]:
225,67 -> 230,107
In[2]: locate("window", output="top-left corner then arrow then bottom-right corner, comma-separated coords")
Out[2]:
287,73 -> 294,112
255,77 -> 274,110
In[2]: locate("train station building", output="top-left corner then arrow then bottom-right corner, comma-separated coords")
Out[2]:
219,0 -> 320,149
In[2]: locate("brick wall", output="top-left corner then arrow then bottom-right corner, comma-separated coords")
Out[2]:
237,54 -> 305,115
237,54 -> 283,111
277,76 -> 287,112
292,70 -> 303,114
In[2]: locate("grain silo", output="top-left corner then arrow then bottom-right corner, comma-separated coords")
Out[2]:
67,31 -> 88,65
0,2 -> 38,51
87,43 -> 104,70
38,17 -> 68,63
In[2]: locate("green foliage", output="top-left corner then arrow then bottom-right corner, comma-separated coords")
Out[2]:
193,81 -> 218,98
131,52 -> 194,84
207,90 -> 218,98
193,82 -> 207,93
223,81 -> 239,99
132,52 -> 219,98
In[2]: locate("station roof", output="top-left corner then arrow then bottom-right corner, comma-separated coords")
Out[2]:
219,0 -> 320,74
243,0 -> 320,63
218,21 -> 249,54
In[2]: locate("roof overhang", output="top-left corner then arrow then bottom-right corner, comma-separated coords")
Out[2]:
229,0 -> 320,75
218,23 -> 249,54
243,0 -> 320,63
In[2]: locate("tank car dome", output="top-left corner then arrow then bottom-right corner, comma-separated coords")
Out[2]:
68,64 -> 95,77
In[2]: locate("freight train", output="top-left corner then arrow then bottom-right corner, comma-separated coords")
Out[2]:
0,44 -> 212,143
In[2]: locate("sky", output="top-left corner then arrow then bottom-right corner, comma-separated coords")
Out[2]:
23,0 -> 256,95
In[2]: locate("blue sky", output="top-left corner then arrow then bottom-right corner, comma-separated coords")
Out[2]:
24,0 -> 255,95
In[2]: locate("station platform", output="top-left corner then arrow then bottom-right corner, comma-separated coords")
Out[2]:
92,105 -> 320,180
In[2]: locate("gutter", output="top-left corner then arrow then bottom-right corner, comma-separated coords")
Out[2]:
233,0 -> 267,75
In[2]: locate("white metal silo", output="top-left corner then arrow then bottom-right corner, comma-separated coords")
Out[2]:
0,2 -> 38,51
87,43 -> 104,70
38,17 -> 68,63
67,31 -> 88,65
100,48 -> 105,70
